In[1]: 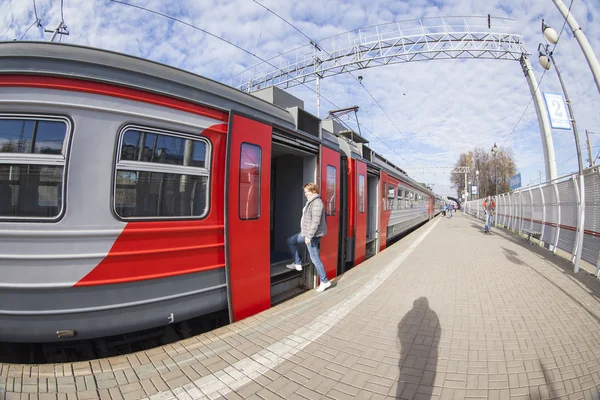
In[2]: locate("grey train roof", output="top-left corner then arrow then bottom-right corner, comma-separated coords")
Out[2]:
0,41 -> 296,130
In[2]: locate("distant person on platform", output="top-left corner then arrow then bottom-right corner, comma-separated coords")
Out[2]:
482,196 -> 496,233
441,203 -> 447,217
286,183 -> 331,292
447,203 -> 453,218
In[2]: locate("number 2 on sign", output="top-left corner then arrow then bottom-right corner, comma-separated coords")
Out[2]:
552,100 -> 563,117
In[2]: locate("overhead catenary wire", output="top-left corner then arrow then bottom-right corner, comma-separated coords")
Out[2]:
19,19 -> 40,40
20,0 -> 43,40
250,0 -> 421,164
108,0 -> 413,168
108,1 -> 343,112
558,144 -> 600,168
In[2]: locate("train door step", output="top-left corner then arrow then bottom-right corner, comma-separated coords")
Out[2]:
270,260 -> 308,302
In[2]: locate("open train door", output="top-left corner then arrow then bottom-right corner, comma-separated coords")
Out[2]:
226,115 -> 272,322
320,146 -> 340,281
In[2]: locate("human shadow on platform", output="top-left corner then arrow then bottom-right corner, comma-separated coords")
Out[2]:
502,247 -> 523,266
396,297 -> 440,399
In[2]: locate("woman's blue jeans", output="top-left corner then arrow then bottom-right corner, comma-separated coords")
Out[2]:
287,233 -> 329,283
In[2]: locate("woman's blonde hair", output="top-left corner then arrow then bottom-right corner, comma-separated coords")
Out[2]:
303,182 -> 319,194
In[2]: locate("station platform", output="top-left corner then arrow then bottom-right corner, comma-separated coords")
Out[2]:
3,212 -> 600,400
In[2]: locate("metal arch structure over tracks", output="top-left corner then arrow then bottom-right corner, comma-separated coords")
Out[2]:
228,16 -> 558,184
230,16 -> 528,92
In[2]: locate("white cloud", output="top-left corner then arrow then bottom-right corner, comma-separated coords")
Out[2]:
1,0 -> 599,197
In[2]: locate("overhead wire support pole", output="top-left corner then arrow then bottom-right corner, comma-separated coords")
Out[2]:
316,75 -> 320,118
44,21 -> 68,42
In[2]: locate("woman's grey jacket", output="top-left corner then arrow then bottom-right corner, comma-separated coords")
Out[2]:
301,194 -> 328,240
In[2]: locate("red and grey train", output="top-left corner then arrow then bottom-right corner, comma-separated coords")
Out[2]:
0,41 -> 441,343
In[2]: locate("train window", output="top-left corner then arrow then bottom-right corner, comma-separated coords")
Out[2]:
239,143 -> 261,220
115,126 -> 211,219
387,184 -> 395,210
397,189 -> 404,210
0,117 -> 70,220
120,129 -> 206,168
358,174 -> 365,213
325,165 -> 336,216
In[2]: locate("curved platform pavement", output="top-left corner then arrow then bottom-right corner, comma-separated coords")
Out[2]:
3,212 -> 600,400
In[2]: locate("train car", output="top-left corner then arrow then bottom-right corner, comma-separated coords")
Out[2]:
0,41 -> 437,343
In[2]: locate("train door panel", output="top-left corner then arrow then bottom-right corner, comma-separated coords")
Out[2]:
366,173 -> 379,259
345,158 -> 355,268
338,156 -> 350,275
354,160 -> 367,266
379,171 -> 389,252
320,146 -> 340,280
226,114 -> 271,322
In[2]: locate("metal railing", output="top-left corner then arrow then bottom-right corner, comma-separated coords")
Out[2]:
463,167 -> 600,275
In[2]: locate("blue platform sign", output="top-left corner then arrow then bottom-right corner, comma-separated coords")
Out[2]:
510,173 -> 521,190
542,92 -> 571,130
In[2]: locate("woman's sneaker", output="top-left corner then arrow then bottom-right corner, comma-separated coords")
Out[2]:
316,281 -> 331,292
286,263 -> 302,271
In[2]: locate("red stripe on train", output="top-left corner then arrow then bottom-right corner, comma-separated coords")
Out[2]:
0,75 -> 229,122
75,122 -> 228,286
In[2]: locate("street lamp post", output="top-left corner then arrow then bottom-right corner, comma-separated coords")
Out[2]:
491,143 -> 499,196
475,170 -> 480,200
539,20 -> 585,273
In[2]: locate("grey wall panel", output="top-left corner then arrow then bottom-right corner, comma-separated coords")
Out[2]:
542,185 -> 558,244
584,172 -> 600,233
557,228 -> 576,254
558,180 -> 578,228
544,226 -> 557,245
388,208 -> 428,227
582,234 -> 600,266
0,268 -> 228,342
0,268 -> 225,313
522,192 -> 532,222
532,188 -> 543,223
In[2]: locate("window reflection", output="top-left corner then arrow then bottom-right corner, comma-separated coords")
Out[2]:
0,118 -> 68,219
239,143 -> 261,220
326,165 -> 336,216
115,127 -> 210,219
120,130 -> 206,168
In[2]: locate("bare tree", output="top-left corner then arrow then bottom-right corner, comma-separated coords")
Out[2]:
450,147 -> 517,199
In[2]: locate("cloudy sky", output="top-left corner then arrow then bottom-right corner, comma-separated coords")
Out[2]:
2,0 -> 599,197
